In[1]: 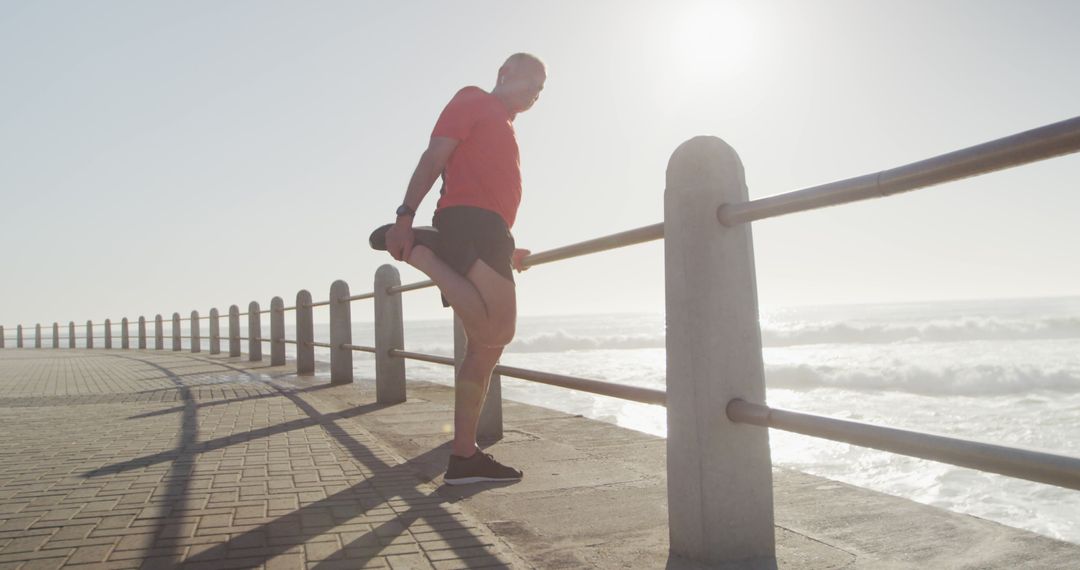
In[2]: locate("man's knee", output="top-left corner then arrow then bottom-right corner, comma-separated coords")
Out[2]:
468,319 -> 515,349
489,320 -> 516,347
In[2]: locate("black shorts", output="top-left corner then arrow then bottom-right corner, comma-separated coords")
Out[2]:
432,206 -> 515,307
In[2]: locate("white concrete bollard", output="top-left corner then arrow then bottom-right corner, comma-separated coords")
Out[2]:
374,265 -> 406,404
86,321 -> 93,349
664,136 -> 775,567
296,290 -> 314,375
155,315 -> 163,350
104,319 -> 112,349
190,311 -> 200,353
171,313 -> 181,351
229,305 -> 240,357
121,318 -> 130,349
455,315 -> 503,442
53,323 -> 59,349
209,309 -> 220,355
270,297 -> 285,366
35,324 -> 42,348
138,317 -> 146,349
69,322 -> 76,349
329,280 -> 353,384
248,302 -> 262,361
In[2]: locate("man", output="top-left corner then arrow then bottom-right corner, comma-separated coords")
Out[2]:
370,53 -> 545,485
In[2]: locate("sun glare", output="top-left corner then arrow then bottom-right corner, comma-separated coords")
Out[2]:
669,2 -> 756,78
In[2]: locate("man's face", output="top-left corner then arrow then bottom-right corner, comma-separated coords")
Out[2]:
504,65 -> 546,113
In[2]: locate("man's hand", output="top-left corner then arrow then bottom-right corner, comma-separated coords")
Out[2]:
385,222 -> 415,262
512,248 -> 531,272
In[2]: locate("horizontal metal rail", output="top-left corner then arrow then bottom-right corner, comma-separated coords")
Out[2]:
309,300 -> 331,308
311,341 -> 333,348
344,293 -> 375,302
389,349 -> 667,406
388,223 -> 665,295
727,399 -> 1080,492
390,349 -> 455,366
282,340 -> 299,345
344,344 -> 377,353
523,223 -> 664,268
719,115 -> 1080,226
388,280 -> 436,295
282,306 -> 297,312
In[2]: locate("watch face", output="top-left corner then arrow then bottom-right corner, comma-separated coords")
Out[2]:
396,205 -> 413,217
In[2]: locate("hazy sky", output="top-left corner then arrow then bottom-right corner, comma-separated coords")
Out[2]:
2,0 -> 1078,329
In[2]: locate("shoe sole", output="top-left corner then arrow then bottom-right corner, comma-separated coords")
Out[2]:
369,224 -> 442,252
443,475 -> 522,486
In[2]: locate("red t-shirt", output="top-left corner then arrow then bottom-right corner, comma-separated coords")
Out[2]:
432,86 -> 522,229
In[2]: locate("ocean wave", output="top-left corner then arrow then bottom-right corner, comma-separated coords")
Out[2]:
765,363 -> 1080,395
762,317 -> 1080,346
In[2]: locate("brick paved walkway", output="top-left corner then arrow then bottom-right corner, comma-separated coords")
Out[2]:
0,349 -> 518,569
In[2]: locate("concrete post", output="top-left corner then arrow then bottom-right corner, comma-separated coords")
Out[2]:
35,324 -> 42,348
248,302 -> 262,361
664,136 -> 775,567
209,309 -> 220,355
190,311 -> 200,353
171,313 -> 181,351
374,265 -> 406,404
69,322 -> 76,349
16,325 -> 22,348
296,290 -> 314,375
270,297 -> 285,366
455,315 -> 503,442
53,323 -> 59,348
229,305 -> 240,357
155,315 -> 163,350
104,319 -> 112,349
86,321 -> 93,349
138,317 -> 146,349
121,318 -> 129,349
1,326 -> 5,348
329,280 -> 353,384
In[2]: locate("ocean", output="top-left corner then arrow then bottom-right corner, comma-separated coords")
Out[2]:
252,295 -> 1080,544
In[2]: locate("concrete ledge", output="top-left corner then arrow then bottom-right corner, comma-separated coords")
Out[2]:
297,377 -> 1080,569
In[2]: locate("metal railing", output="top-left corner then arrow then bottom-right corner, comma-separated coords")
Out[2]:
4,115 -> 1079,566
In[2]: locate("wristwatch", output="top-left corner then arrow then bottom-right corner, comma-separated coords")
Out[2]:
395,204 -> 415,218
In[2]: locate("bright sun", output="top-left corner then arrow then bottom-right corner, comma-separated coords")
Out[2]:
669,2 -> 757,77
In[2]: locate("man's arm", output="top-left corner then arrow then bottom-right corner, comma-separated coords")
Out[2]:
385,136 -> 458,261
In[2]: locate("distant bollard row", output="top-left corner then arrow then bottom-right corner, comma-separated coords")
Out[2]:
0,277 -> 412,402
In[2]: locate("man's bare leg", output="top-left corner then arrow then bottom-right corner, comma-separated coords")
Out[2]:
453,340 -> 503,456
450,261 -> 517,456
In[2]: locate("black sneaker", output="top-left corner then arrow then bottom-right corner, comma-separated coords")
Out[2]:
444,451 -> 523,485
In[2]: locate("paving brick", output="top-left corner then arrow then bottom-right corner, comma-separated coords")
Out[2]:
0,534 -> 49,554
67,543 -> 114,564
19,558 -> 68,570
264,552 -> 303,570
387,553 -> 436,570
